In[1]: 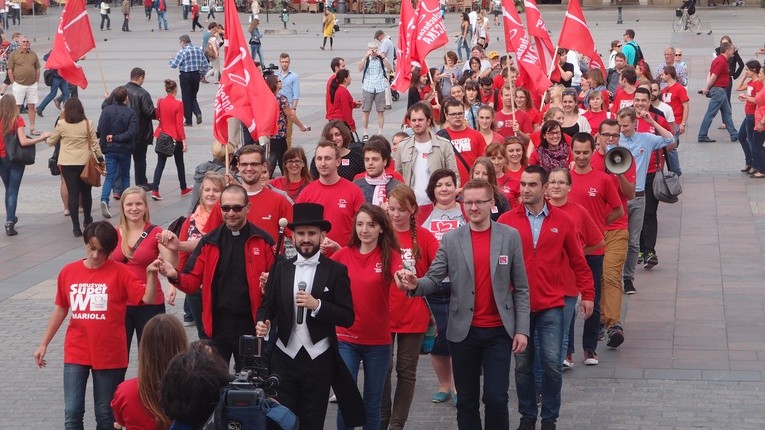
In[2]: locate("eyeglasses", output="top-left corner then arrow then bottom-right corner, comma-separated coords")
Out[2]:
600,132 -> 620,139
220,204 -> 247,213
462,199 -> 493,207
285,159 -> 303,165
238,161 -> 264,168
545,131 -> 561,137
447,111 -> 465,117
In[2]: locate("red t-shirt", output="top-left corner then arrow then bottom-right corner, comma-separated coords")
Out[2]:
296,178 -> 365,247
55,260 -> 146,369
710,54 -> 730,88
206,187 -> 293,242
744,80 -> 764,115
481,131 -> 505,147
479,89 -> 503,111
470,228 -> 503,327
568,168 -> 622,254
521,107 -> 542,130
111,225 -> 164,306
590,150 -> 636,231
495,109 -> 533,139
610,87 -> 635,114
444,126 -> 487,184
332,246 -> 402,345
661,82 -> 690,123
554,200 -> 604,297
269,177 -> 311,202
111,378 -> 158,429
582,110 -> 612,134
497,172 -> 520,209
0,116 -> 25,158
390,228 -> 439,333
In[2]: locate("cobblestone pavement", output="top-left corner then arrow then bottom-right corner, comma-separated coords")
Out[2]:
3,4 -> 765,429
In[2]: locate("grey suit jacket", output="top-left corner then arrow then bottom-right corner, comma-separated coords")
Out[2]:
411,221 -> 530,343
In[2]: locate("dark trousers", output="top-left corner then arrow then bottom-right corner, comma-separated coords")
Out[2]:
212,315 -> 256,372
122,13 -> 129,31
267,137 -> 287,177
61,165 -> 93,230
270,347 -> 333,430
179,71 -> 202,124
100,13 -> 110,30
582,255 -> 604,351
640,172 -> 659,256
450,326 -> 512,430
133,142 -> 149,187
185,292 -> 207,340
192,16 -> 202,30
125,303 -> 165,355
152,140 -> 187,192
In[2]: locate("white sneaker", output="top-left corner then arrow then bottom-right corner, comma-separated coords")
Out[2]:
101,201 -> 112,219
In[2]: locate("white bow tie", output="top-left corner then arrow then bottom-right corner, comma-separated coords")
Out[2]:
294,258 -> 320,267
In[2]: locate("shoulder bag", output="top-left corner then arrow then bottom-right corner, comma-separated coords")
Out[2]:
80,121 -> 106,187
48,141 -> 61,176
652,149 -> 682,204
154,99 -> 176,157
5,126 -> 35,166
124,224 -> 159,262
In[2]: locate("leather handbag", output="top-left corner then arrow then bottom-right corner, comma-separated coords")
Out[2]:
80,121 -> 105,187
652,149 -> 682,204
48,142 -> 61,176
5,129 -> 35,166
154,99 -> 176,157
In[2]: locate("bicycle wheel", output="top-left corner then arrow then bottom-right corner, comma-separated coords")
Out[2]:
672,17 -> 684,33
689,15 -> 701,32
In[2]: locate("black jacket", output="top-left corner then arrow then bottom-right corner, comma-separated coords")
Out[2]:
102,81 -> 156,145
98,103 -> 138,154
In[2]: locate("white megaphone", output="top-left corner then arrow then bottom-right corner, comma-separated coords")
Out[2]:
604,146 -> 633,175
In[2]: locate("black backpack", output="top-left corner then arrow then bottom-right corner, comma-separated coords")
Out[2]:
627,41 -> 644,66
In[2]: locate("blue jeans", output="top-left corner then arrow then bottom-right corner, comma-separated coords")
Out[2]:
751,130 -> 765,174
532,295 -> 577,389
0,156 -> 24,223
337,342 -> 391,430
63,364 -> 125,430
582,255 -> 603,352
516,307 -> 564,424
450,326 -> 512,430
182,4 -> 189,19
38,75 -> 70,113
456,37 -> 469,62
250,44 -> 264,66
157,10 -> 168,30
739,114 -> 756,169
698,86 -> 738,140
101,152 -> 131,203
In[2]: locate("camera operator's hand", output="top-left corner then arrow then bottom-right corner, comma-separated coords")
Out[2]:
256,320 -> 271,337
296,290 -> 319,311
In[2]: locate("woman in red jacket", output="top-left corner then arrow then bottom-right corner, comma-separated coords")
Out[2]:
151,79 -> 191,201
327,70 -> 359,132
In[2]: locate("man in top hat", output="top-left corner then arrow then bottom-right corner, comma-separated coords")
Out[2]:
256,203 -> 364,430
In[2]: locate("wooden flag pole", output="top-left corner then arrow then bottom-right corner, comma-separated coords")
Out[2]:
93,48 -> 109,98
541,44 -> 559,111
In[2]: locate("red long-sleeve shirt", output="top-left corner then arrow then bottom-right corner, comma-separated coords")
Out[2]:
327,84 -> 356,131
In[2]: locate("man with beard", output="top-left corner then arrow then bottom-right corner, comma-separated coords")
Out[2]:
204,145 -> 292,242
256,203 -> 364,430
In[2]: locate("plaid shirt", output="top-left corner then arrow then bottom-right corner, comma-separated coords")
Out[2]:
361,56 -> 388,93
169,43 -> 209,73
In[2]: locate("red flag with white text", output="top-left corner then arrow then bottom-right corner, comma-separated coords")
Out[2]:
213,0 -> 278,143
412,0 -> 448,68
391,0 -> 416,92
44,0 -> 95,89
557,0 -> 606,79
501,0 -> 551,99
523,0 -> 555,77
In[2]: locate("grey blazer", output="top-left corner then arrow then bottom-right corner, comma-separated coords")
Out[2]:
411,221 -> 531,343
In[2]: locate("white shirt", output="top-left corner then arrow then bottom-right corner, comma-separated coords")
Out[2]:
653,101 -> 675,124
276,252 -> 330,359
567,50 -> 582,86
413,140 -> 433,205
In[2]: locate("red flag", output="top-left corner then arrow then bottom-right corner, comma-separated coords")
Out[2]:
412,0 -> 448,67
214,0 -> 278,144
44,0 -> 94,89
557,0 -> 606,79
523,0 -> 555,76
501,0 -> 551,99
391,0 -> 416,92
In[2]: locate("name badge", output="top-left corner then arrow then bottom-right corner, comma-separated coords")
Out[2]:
342,159 -> 350,166
499,255 -> 508,265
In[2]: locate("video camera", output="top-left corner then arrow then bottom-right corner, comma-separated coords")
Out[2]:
204,336 -> 281,430
262,63 -> 279,78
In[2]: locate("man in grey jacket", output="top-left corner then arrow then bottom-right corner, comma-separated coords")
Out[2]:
398,178 -> 530,430
394,102 -> 458,205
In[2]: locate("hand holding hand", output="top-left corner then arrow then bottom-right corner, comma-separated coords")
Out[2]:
156,229 -> 181,251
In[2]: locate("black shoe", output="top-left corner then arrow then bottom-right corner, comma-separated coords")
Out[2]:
184,121 -> 192,126
607,326 -> 625,349
36,109 -> 43,117
623,278 -> 637,295
541,421 -> 557,430
697,137 -> 717,143
5,223 -> 17,236
643,253 -> 658,269
83,216 -> 93,229
196,114 -> 202,125
517,419 -> 536,430
73,227 -> 83,238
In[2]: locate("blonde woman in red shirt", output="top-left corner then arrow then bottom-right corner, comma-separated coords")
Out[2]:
151,79 -> 191,201
331,204 -> 404,430
382,186 -> 439,430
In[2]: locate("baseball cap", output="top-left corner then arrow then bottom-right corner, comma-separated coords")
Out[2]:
488,51 -> 500,59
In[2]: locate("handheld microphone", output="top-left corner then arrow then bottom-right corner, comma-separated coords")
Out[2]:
296,281 -> 307,324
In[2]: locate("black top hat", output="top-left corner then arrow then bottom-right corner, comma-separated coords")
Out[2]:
288,203 -> 332,232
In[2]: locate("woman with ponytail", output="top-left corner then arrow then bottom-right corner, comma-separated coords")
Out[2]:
327,69 -> 359,132
151,79 -> 191,201
382,186 -> 440,430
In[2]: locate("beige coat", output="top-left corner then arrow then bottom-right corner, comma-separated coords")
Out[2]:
48,119 -> 101,166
